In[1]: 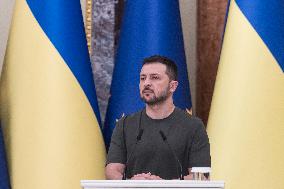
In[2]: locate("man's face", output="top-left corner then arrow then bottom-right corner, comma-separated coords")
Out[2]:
139,63 -> 177,105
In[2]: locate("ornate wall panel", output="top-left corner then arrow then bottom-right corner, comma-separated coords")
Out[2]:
91,0 -> 117,122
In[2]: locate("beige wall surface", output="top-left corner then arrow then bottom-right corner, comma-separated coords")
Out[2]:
81,0 -> 86,23
0,0 -> 15,75
180,0 -> 197,113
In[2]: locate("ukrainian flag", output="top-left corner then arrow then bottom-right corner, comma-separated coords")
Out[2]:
207,0 -> 284,189
0,124 -> 10,189
0,0 -> 106,189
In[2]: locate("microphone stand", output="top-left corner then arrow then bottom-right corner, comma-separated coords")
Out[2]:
122,129 -> 144,180
159,130 -> 184,180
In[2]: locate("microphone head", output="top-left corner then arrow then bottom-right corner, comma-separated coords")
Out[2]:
137,129 -> 144,141
159,130 -> 167,141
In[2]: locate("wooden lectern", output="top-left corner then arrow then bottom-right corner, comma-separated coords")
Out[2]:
81,180 -> 225,189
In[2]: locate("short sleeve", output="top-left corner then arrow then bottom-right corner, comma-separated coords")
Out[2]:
106,117 -> 127,165
188,119 -> 211,167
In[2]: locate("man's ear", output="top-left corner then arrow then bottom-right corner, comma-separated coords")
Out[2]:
169,80 -> 178,92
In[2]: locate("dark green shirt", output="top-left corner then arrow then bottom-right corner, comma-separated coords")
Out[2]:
106,108 -> 211,179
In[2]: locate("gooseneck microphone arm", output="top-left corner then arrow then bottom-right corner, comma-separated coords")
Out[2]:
122,129 -> 144,180
159,130 -> 184,180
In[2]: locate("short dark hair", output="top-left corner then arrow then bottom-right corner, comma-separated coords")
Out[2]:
142,55 -> 178,81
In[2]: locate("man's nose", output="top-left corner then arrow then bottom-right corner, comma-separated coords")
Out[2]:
143,78 -> 152,87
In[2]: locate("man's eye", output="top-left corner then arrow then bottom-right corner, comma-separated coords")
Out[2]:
152,76 -> 159,80
140,77 -> 146,81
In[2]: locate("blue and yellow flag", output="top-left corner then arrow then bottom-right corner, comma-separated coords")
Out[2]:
104,0 -> 192,147
207,0 -> 284,189
0,0 -> 106,189
0,125 -> 10,189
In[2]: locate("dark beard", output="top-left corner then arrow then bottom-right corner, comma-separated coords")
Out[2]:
141,87 -> 170,105
141,93 -> 169,105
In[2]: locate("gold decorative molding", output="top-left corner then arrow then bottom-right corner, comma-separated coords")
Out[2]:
85,0 -> 92,55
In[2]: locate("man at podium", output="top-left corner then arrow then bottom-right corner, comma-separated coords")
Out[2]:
106,55 -> 211,180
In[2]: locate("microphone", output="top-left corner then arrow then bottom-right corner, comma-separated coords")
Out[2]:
159,130 -> 184,180
122,129 -> 144,180
136,129 -> 144,141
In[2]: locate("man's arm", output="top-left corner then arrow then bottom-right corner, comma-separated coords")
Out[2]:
106,116 -> 127,180
105,163 -> 125,180
189,118 -> 211,168
185,118 -> 211,180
